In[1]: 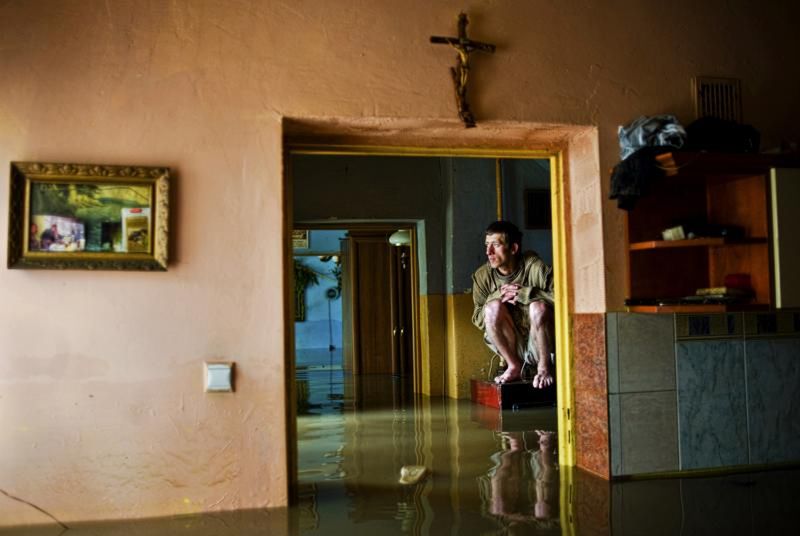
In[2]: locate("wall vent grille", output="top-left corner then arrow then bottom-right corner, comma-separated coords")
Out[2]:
692,76 -> 742,122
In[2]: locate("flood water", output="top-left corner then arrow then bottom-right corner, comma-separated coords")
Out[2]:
294,349 -> 561,535
7,349 -> 800,535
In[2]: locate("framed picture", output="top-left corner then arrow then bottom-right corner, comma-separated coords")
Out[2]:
292,229 -> 309,249
7,162 -> 170,270
524,189 -> 552,230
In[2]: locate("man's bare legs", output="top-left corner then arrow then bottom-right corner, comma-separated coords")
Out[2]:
489,432 -> 525,517
529,301 -> 555,388
484,300 -> 523,384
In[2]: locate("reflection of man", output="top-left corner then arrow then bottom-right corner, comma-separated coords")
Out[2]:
531,431 -> 557,521
486,431 -> 559,526
488,432 -> 527,519
472,221 -> 555,388
40,224 -> 62,250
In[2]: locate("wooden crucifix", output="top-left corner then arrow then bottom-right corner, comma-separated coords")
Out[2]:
430,13 -> 496,128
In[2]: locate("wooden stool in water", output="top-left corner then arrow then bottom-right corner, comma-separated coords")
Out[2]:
470,378 -> 556,410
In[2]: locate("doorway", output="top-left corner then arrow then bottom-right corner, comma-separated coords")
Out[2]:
287,138 -> 574,516
287,149 -> 572,532
293,224 -> 419,408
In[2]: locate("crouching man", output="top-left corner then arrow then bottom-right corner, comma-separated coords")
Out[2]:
471,221 -> 555,388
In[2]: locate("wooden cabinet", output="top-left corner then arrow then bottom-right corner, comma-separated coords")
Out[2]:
624,152 -> 800,313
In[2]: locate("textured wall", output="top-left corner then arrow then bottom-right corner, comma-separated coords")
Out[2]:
445,157 -> 499,294
292,154 -> 447,294
1,0 -> 799,525
501,159 -> 553,266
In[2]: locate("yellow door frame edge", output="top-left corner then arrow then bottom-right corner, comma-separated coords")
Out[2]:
549,153 -> 574,469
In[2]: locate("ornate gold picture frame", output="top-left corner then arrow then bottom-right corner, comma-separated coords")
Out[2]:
7,162 -> 169,270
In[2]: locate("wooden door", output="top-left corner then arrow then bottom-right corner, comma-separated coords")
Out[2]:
341,230 -> 412,375
390,245 -> 412,376
345,231 -> 394,375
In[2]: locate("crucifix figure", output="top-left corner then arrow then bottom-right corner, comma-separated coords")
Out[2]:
430,13 -> 496,128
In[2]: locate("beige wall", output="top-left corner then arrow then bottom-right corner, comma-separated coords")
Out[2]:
446,294 -> 494,399
1,0 -> 799,525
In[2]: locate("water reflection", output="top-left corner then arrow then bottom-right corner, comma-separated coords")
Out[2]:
295,348 -> 561,535
481,431 -> 558,529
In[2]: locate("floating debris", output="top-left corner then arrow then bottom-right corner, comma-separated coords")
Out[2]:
398,465 -> 428,485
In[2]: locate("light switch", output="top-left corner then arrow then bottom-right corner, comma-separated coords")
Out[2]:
205,361 -> 234,393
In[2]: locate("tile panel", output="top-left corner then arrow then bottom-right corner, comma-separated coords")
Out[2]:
746,338 -> 800,464
744,311 -> 799,337
675,312 -> 742,340
606,312 -> 619,394
616,313 -> 675,393
677,340 -> 748,469
609,394 -> 622,476
617,391 -> 679,475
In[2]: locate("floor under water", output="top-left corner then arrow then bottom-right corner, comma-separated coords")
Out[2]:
8,349 -> 800,535
294,349 -> 561,535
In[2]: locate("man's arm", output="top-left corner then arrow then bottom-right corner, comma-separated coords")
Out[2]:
471,270 -> 502,330
513,258 -> 555,306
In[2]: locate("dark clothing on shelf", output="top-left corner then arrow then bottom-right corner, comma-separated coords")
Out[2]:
684,117 -> 760,154
609,146 -> 670,210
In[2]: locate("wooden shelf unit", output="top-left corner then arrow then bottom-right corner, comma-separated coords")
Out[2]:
624,151 -> 798,313
629,237 -> 768,251
626,303 -> 771,314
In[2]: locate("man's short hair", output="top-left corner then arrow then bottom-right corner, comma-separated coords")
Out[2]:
485,221 -> 523,252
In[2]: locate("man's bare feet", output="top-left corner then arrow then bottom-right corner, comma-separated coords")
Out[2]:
532,366 -> 554,389
494,366 -> 522,384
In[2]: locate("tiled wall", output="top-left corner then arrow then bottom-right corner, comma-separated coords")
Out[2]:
607,311 -> 800,477
607,313 -> 679,475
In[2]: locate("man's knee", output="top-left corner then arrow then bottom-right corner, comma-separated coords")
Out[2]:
484,300 -> 505,328
528,301 -> 552,328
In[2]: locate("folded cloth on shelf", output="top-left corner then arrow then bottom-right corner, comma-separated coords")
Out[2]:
618,115 -> 687,161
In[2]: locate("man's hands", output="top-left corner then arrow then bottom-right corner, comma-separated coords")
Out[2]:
500,283 -> 520,304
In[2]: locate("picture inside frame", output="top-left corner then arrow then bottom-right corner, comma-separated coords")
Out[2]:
27,182 -> 153,254
292,229 -> 309,249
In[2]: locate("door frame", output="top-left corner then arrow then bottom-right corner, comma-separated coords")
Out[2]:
284,142 -> 575,501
